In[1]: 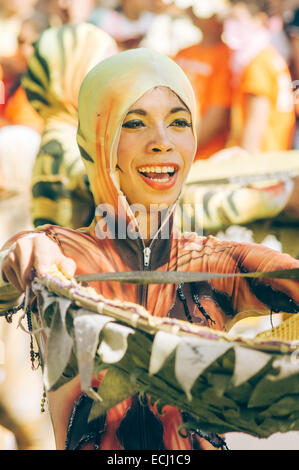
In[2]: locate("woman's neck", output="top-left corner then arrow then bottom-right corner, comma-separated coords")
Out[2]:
200,34 -> 223,46
136,206 -> 173,245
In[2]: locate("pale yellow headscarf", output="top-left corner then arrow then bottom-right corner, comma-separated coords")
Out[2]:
77,47 -> 197,227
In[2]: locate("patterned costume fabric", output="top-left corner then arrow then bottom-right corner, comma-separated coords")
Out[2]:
1,49 -> 299,450
22,23 -> 118,229
179,150 -> 299,234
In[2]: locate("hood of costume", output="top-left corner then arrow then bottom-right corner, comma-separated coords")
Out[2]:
22,23 -> 118,229
22,22 -> 118,123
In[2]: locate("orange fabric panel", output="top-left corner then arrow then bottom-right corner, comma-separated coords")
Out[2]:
4,86 -> 44,133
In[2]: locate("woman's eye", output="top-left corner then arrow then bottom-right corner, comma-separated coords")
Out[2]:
122,119 -> 145,129
170,118 -> 191,128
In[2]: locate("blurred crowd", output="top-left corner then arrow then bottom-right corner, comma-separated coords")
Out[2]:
0,0 -> 298,155
0,0 -> 299,451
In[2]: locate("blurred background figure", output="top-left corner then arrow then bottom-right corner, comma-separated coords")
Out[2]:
173,0 -> 232,161
0,0 -> 39,57
45,0 -> 97,26
0,125 -> 40,208
285,5 -> 299,149
91,0 -> 157,50
0,12 -> 48,132
224,0 -> 296,153
176,0 -> 299,251
91,0 -> 201,54
0,65 -> 5,127
0,0 -> 47,127
139,0 -> 201,55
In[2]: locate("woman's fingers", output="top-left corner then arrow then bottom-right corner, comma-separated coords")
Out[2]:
32,236 -> 60,275
32,236 -> 77,278
57,256 -> 77,279
1,234 -> 77,292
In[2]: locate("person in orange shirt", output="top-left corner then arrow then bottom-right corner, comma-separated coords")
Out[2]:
173,1 -> 232,161
0,65 -> 6,126
224,1 -> 295,153
3,86 -> 44,134
285,7 -> 299,149
0,13 -> 47,133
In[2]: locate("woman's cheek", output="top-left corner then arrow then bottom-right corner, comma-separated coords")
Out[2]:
117,134 -> 139,170
183,136 -> 197,166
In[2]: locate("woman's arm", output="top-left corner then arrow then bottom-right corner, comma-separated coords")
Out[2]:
197,106 -> 230,148
239,94 -> 270,153
290,36 -> 299,117
195,236 -> 299,329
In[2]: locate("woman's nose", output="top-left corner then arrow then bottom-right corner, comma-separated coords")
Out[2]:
146,130 -> 175,153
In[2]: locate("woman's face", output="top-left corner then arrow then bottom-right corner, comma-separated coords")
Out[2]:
117,86 -> 196,210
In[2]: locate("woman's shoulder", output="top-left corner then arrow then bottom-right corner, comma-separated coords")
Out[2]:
248,45 -> 289,74
37,223 -> 97,247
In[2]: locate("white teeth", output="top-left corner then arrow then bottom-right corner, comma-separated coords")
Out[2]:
138,166 -> 175,174
151,177 -> 170,182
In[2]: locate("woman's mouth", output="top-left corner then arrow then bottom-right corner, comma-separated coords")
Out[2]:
137,164 -> 179,190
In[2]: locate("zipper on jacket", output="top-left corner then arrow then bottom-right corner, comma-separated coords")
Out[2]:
143,246 -> 151,268
139,244 -> 151,308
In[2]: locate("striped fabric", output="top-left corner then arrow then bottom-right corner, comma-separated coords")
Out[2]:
22,23 -> 118,229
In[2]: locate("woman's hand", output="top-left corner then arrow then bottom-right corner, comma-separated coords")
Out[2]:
1,234 -> 76,292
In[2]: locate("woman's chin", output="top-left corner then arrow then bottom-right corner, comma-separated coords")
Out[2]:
129,195 -> 178,211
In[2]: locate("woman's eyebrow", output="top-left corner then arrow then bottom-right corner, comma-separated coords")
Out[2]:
126,107 -> 189,116
170,107 -> 189,114
127,109 -> 147,116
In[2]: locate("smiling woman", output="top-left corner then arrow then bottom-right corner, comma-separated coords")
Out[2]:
1,48 -> 299,451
